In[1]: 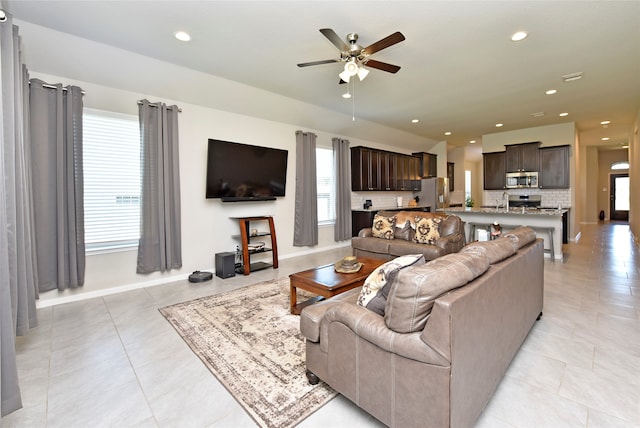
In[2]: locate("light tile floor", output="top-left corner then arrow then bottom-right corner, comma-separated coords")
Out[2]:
3,222 -> 639,427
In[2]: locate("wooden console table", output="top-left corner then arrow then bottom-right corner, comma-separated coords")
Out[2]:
232,216 -> 278,275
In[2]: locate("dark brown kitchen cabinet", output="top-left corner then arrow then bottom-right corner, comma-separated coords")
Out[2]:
483,151 -> 506,190
351,147 -> 381,191
351,147 -> 421,191
505,142 -> 540,172
379,151 -> 396,191
412,152 -> 437,178
396,155 -> 421,191
539,145 -> 570,189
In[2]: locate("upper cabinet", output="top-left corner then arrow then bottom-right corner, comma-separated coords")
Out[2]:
351,147 -> 381,191
412,152 -> 437,178
351,147 -> 421,192
505,142 -> 540,172
483,152 -> 506,190
539,145 -> 570,189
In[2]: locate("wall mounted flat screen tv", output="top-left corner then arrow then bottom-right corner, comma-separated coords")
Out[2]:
205,139 -> 288,201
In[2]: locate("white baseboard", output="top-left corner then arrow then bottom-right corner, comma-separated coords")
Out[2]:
36,242 -> 352,309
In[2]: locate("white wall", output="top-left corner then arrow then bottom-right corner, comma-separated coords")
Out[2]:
483,122 -> 577,152
19,21 -> 438,302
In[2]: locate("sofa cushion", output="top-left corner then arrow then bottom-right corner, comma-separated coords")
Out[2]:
394,220 -> 413,240
357,254 -> 426,315
503,226 -> 537,249
388,240 -> 446,261
460,238 -> 516,264
371,214 -> 396,240
414,217 -> 441,244
384,251 -> 490,333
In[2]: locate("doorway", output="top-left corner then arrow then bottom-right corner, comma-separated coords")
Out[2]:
609,173 -> 629,221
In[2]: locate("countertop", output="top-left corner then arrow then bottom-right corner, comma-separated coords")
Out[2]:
441,207 -> 568,216
352,205 -> 431,212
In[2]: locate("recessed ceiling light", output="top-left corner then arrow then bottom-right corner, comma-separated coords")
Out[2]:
469,140 -> 477,144
496,123 -> 503,127
622,145 -> 629,149
411,119 -> 419,123
174,31 -> 191,42
600,120 -> 611,125
444,131 -> 452,136
342,92 -> 351,99
0,9 -> 6,22
559,112 -> 569,117
601,137 -> 610,141
546,89 -> 557,95
511,31 -> 528,42
530,112 -> 545,118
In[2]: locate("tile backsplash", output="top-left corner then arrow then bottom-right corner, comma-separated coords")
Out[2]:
484,188 -> 571,208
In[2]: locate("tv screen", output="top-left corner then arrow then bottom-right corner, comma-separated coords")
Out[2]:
205,139 -> 288,201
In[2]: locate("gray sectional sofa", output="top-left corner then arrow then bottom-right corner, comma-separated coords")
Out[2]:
300,227 -> 544,428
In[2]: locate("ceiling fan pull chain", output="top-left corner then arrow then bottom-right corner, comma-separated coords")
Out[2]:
352,79 -> 356,122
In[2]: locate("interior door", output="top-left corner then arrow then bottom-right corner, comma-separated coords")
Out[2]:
610,173 -> 629,221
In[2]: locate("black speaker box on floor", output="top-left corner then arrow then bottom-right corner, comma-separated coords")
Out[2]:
215,252 -> 236,279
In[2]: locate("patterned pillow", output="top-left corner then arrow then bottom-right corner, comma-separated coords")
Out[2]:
357,254 -> 426,315
371,215 -> 396,240
413,217 -> 441,244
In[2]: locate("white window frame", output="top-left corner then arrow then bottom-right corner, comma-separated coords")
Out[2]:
316,147 -> 336,225
83,108 -> 141,253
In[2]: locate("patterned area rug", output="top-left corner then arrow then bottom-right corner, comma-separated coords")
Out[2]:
159,277 -> 336,428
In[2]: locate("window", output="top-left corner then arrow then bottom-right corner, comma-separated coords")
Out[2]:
83,109 -> 141,252
465,170 -> 472,201
611,161 -> 629,170
316,147 -> 336,224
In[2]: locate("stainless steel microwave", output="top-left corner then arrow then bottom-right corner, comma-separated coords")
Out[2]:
506,171 -> 538,188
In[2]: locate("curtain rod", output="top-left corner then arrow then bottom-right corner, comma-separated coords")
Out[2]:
137,101 -> 182,113
29,81 -> 86,95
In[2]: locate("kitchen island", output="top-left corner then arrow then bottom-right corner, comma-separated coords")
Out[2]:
441,207 -> 567,260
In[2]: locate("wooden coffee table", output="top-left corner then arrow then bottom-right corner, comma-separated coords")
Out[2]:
289,257 -> 385,315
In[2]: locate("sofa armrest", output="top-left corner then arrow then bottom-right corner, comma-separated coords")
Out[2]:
321,303 -> 450,366
435,232 -> 466,253
300,287 -> 361,342
358,228 -> 374,238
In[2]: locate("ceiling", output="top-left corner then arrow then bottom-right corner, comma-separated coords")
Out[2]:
4,1 -> 639,158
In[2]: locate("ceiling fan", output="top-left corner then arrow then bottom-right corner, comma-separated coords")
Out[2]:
297,28 -> 405,83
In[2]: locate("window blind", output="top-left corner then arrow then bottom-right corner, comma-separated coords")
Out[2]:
316,147 -> 336,224
83,109 -> 141,251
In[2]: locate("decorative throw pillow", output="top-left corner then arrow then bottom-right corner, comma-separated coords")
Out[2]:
413,217 -> 441,244
357,254 -> 426,315
371,215 -> 396,240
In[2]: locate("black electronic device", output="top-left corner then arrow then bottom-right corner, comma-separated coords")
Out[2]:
205,139 -> 288,201
188,270 -> 213,283
215,252 -> 236,279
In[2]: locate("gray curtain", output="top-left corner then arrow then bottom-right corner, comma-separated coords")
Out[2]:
293,131 -> 318,246
29,79 -> 85,292
1,18 -> 39,417
137,100 -> 182,273
332,137 -> 352,241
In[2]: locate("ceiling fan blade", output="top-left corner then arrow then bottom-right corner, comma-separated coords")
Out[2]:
319,28 -> 349,51
297,59 -> 340,67
362,31 -> 405,56
364,59 -> 401,74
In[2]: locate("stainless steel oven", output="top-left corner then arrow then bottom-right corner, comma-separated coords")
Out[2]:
506,171 -> 538,188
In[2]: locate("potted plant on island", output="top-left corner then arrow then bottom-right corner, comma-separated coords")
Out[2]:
465,197 -> 475,209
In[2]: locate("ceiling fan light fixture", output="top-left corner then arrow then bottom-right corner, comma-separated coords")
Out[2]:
357,67 -> 369,81
338,70 -> 352,83
344,60 -> 359,76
